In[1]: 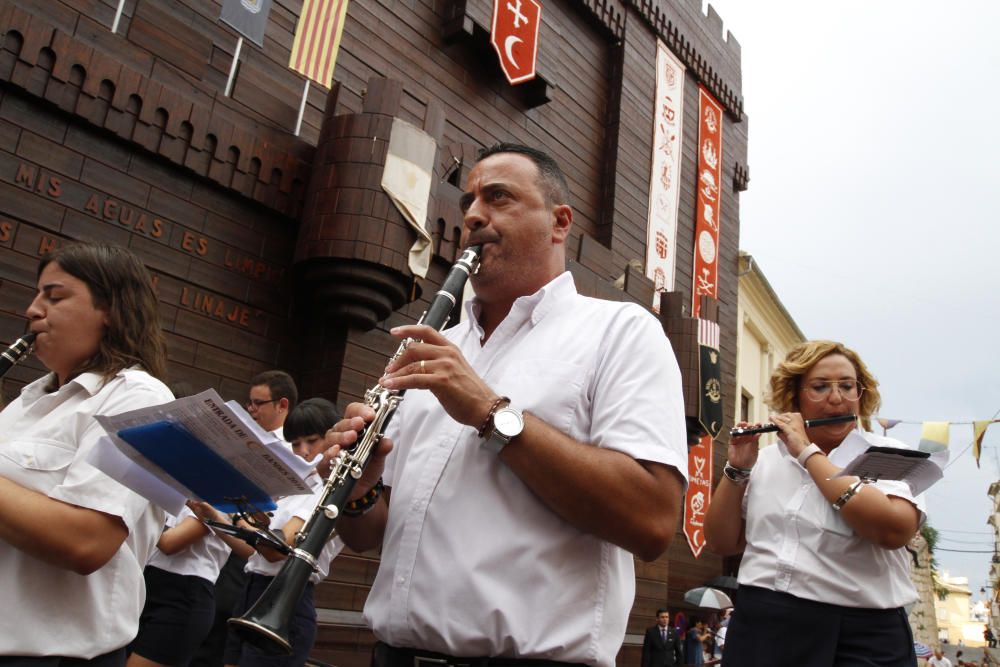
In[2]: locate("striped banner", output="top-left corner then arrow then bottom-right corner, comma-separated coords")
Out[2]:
289,0 -> 350,87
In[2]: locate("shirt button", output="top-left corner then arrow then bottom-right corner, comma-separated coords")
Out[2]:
397,576 -> 405,585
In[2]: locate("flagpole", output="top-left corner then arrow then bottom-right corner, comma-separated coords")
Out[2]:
225,36 -> 244,97
294,79 -> 310,137
111,0 -> 127,33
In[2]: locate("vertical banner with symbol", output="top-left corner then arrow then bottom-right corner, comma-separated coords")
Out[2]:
646,42 -> 685,313
490,0 -> 541,85
692,86 -> 723,304
683,85 -> 724,559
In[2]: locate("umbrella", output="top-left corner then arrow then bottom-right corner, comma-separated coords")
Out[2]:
913,642 -> 932,659
684,586 -> 733,609
705,575 -> 738,591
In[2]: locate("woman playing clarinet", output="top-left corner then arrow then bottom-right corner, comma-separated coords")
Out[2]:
0,243 -> 173,666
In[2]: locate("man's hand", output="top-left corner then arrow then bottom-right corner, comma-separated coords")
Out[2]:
319,402 -> 393,500
378,325 -> 498,429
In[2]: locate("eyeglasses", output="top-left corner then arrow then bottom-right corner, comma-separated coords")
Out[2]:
245,398 -> 278,410
802,380 -> 864,402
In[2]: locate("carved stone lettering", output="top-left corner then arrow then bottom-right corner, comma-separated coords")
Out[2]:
38,234 -> 58,255
0,220 -> 13,243
181,230 -> 209,256
180,286 -> 255,329
223,248 -> 284,284
14,163 -> 61,199
83,192 -> 164,239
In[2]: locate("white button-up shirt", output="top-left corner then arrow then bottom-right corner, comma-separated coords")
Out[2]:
0,369 -> 172,658
147,506 -> 232,583
365,272 -> 688,667
738,429 -> 925,608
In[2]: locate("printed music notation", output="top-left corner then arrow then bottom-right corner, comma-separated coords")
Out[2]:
87,389 -> 315,515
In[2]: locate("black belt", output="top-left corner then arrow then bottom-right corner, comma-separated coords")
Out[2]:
373,642 -> 587,667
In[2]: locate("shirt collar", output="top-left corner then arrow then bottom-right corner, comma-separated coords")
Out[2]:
463,271 -> 576,334
20,370 -> 106,405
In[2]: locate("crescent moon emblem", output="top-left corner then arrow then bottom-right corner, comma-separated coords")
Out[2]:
504,35 -> 523,69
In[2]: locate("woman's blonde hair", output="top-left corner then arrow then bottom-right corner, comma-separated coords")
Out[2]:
766,340 -> 880,431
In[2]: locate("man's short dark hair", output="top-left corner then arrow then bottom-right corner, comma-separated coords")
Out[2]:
250,370 -> 298,410
656,608 -> 669,616
477,142 -> 569,206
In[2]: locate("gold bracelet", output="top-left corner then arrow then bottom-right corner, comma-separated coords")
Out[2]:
832,478 -> 866,512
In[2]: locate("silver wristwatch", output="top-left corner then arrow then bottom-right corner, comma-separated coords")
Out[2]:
481,405 -> 524,454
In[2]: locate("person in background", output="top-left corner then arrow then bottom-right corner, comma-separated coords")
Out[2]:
192,370 -> 299,667
684,621 -> 705,666
704,340 -> 923,666
246,370 -> 298,441
927,647 -> 953,667
0,242 -> 173,664
641,609 -> 683,667
127,506 -> 232,667
212,397 -> 344,667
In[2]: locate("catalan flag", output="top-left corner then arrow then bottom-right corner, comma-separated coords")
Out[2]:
289,0 -> 350,87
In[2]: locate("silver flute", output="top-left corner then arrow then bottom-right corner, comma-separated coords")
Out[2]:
229,245 -> 482,654
0,333 -> 36,378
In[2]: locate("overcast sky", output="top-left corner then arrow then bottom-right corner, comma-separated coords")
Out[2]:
702,1 -> 1000,599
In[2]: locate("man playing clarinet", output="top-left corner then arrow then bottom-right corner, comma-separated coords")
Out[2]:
324,143 -> 688,667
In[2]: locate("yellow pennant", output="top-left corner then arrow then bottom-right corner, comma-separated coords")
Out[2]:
973,420 -> 993,468
918,421 -> 950,453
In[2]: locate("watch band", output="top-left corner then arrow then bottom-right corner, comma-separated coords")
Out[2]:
723,461 -> 753,486
797,443 -> 824,468
478,396 -> 511,438
832,478 -> 866,511
482,405 -> 524,454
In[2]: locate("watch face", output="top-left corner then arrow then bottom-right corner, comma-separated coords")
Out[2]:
494,408 -> 524,437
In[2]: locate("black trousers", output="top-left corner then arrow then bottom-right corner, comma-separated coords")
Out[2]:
371,642 -> 586,667
722,586 -> 917,667
0,649 -> 125,667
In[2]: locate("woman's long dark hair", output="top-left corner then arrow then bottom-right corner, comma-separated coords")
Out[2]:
39,243 -> 168,382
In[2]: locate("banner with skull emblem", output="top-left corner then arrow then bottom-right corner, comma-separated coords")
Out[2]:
698,318 -> 723,438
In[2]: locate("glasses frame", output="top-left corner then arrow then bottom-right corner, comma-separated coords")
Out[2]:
800,380 -> 865,402
245,397 -> 279,410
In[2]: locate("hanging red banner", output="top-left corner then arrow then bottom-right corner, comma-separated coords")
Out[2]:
490,0 -> 541,85
692,86 -> 723,308
683,85 -> 724,559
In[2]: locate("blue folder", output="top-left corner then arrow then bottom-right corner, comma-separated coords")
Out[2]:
117,420 -> 277,513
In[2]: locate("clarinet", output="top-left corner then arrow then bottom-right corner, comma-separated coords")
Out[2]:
0,333 -> 36,378
230,245 -> 482,654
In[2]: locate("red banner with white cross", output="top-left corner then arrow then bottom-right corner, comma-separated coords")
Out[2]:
490,0 -> 541,85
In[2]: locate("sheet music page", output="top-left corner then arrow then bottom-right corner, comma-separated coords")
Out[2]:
93,389 -> 315,506
835,450 -> 943,496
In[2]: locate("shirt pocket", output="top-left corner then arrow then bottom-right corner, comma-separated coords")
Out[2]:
492,360 -> 586,436
0,438 -> 76,494
1,438 -> 76,471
